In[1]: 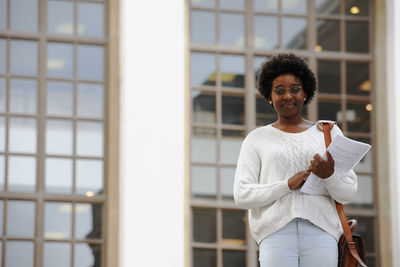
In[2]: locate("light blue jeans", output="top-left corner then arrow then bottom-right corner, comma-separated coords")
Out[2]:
259,218 -> 338,267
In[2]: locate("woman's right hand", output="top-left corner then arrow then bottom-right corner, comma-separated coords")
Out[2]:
288,170 -> 311,190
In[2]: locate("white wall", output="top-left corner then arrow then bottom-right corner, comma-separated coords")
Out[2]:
120,1 -> 185,267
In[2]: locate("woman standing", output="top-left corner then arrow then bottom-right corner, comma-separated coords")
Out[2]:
234,53 -> 358,267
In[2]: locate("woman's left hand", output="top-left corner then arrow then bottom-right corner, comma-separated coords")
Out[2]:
309,152 -> 335,179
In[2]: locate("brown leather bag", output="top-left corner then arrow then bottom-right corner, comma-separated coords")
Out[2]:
319,121 -> 367,267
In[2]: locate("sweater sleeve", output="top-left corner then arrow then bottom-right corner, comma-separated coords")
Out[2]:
323,125 -> 358,204
233,133 -> 291,209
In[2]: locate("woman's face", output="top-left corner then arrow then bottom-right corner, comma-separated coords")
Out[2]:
269,73 -> 306,118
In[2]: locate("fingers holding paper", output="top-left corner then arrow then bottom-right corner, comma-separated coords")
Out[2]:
309,152 -> 335,179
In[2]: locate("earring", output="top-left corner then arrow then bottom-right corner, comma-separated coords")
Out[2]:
304,97 -> 306,101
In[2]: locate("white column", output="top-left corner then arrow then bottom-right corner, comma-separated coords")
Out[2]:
387,0 -> 400,263
119,1 -> 185,267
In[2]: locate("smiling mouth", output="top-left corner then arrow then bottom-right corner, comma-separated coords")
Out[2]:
283,102 -> 296,108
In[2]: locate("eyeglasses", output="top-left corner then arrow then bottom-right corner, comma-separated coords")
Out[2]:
272,86 -> 302,96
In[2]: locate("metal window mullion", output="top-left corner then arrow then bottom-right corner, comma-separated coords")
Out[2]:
216,208 -> 222,267
308,0 -> 318,122
341,60 -> 347,133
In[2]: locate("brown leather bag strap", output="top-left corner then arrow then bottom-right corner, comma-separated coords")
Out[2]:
320,122 -> 367,267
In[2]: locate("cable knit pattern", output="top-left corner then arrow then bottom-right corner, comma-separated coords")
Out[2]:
234,123 -> 358,244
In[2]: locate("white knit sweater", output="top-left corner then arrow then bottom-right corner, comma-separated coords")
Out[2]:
234,123 -> 358,244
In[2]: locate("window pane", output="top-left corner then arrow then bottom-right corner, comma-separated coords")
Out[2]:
0,200 -> 3,235
0,79 -> 5,113
190,0 -> 215,8
47,42 -> 73,78
8,156 -> 36,192
7,200 -> 35,237
191,128 -> 217,163
282,0 -> 307,14
74,243 -> 101,267
0,155 -> 4,190
46,119 -> 73,155
283,17 -> 307,49
0,39 -> 5,73
222,210 -> 246,245
318,60 -> 341,94
346,21 -> 369,53
346,62 -> 370,96
256,98 -> 277,126
221,55 -> 245,88
220,132 -> 243,164
254,0 -> 278,12
346,102 -> 370,132
191,11 -> 216,44
220,13 -> 245,47
192,92 -> 216,124
76,159 -> 103,195
75,203 -> 102,239
0,0 -> 6,29
10,0 -> 38,32
352,217 -> 374,253
45,158 -> 73,193
9,117 -> 37,153
222,95 -> 244,125
76,121 -> 104,157
6,241 -> 34,267
78,2 -> 104,37
318,101 -> 342,128
345,0 -> 369,16
191,52 -> 216,87
193,249 -> 216,267
0,116 -> 5,151
221,167 -> 235,200
191,166 -> 217,198
350,174 -> 373,208
10,79 -> 37,114
44,242 -> 71,267
254,16 -> 278,49
254,56 -> 269,88
193,209 -> 216,242
10,40 -> 38,76
47,0 -> 74,35
223,250 -> 246,267
317,20 -> 340,51
353,138 -> 372,173
77,83 -> 104,119
77,45 -> 104,81
47,82 -> 74,117
315,0 -> 340,14
220,0 -> 244,10
45,202 -> 72,239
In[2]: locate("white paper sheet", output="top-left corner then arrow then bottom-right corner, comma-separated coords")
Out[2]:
300,135 -> 372,196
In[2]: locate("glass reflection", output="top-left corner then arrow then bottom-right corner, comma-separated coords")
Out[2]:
0,155 -> 4,190
346,21 -> 369,53
191,52 -> 216,87
193,209 -> 216,242
45,202 -> 72,239
10,40 -> 38,76
7,200 -> 35,237
222,95 -> 244,125
346,62 -> 370,96
74,243 -> 101,267
192,92 -> 216,124
0,0 -> 6,29
9,117 -> 37,153
46,119 -> 73,155
190,0 -> 215,8
44,242 -> 71,267
6,241 -> 34,267
76,121 -> 104,157
315,0 -> 340,14
191,165 -> 217,198
220,0 -> 244,10
11,0 -> 38,32
0,39 -> 5,73
221,55 -> 245,88
77,45 -> 104,81
191,128 -> 217,163
47,43 -> 73,78
193,249 -> 216,267
220,132 -> 243,164
76,159 -> 103,195
10,79 -> 37,114
282,0 -> 307,14
318,101 -> 342,128
47,82 -> 74,117
220,13 -> 244,47
191,11 -> 216,44
346,102 -> 370,132
77,83 -> 104,118
0,116 -> 5,151
75,203 -> 102,239
317,20 -> 340,51
318,60 -> 340,94
45,158 -> 73,193
47,0 -> 74,35
345,0 -> 369,16
8,156 -> 36,192
223,250 -> 246,267
254,16 -> 278,49
256,98 -> 277,126
221,167 -> 235,199
283,17 -> 307,49
254,0 -> 278,12
78,2 -> 104,37
350,174 -> 373,207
